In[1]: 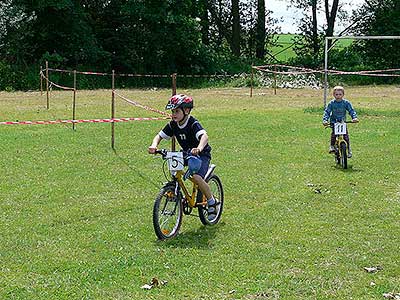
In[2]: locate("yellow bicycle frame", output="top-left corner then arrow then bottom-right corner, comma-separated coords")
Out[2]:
336,134 -> 347,158
173,171 -> 207,208
333,122 -> 348,159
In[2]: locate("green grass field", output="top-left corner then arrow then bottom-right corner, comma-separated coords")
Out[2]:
270,34 -> 354,62
0,86 -> 399,299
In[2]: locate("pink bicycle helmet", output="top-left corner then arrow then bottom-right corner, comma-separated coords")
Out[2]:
165,94 -> 194,110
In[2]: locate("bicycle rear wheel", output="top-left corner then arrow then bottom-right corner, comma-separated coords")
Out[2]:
340,142 -> 348,169
153,185 -> 183,240
198,174 -> 224,225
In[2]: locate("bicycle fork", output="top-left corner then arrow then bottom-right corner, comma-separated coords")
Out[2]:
336,135 -> 347,158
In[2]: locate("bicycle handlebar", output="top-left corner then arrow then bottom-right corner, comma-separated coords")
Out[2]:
324,120 -> 358,129
153,149 -> 196,159
154,149 -> 168,157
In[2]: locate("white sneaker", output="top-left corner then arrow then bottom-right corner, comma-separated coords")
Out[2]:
329,146 -> 335,153
207,198 -> 217,221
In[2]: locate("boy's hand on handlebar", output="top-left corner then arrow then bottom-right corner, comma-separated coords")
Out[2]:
191,148 -> 202,156
148,146 -> 157,154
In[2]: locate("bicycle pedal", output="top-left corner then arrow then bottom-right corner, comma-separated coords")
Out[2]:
195,201 -> 207,207
165,191 -> 175,198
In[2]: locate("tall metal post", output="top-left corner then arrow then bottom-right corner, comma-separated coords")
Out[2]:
274,64 -> 277,95
324,38 -> 329,109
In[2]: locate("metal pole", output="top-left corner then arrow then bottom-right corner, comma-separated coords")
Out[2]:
73,70 -> 77,130
46,61 -> 49,109
324,38 -> 329,108
274,64 -> 277,95
326,35 -> 400,40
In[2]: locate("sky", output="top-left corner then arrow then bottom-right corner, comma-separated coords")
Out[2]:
268,0 -> 366,33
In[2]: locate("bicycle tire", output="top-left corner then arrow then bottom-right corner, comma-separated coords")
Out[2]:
334,147 -> 340,165
153,184 -> 183,240
340,142 -> 348,169
198,174 -> 224,226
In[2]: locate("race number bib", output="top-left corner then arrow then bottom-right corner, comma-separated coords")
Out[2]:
334,122 -> 347,135
166,152 -> 184,171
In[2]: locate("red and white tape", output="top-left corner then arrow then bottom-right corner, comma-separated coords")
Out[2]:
40,72 -> 75,90
0,117 -> 170,126
48,68 -> 109,76
47,68 -> 171,78
46,68 -> 239,78
114,92 -> 171,117
254,64 -> 400,77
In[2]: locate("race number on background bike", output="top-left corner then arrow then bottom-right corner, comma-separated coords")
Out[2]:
334,122 -> 347,135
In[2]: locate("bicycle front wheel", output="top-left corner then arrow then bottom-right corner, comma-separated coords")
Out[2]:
198,174 -> 224,225
340,142 -> 348,169
153,185 -> 183,240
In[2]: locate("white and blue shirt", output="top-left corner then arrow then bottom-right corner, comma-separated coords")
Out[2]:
323,99 -> 357,123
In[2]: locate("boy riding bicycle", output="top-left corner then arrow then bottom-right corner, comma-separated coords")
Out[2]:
148,94 -> 217,221
323,86 -> 359,157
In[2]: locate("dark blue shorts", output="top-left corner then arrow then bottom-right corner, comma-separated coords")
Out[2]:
196,155 -> 211,178
186,155 -> 210,179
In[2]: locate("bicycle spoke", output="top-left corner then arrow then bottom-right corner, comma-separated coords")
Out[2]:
153,186 -> 183,240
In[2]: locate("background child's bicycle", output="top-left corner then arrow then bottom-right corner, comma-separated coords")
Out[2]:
325,121 -> 356,169
152,149 -> 224,240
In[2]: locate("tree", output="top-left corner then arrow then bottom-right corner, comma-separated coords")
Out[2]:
289,0 -> 348,67
0,0 -> 107,67
231,0 -> 240,56
255,0 -> 265,59
290,0 -> 323,66
198,0 -> 210,45
324,0 -> 339,48
351,0 -> 400,68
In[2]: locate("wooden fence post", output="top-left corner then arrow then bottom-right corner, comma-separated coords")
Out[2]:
46,61 -> 49,109
111,70 -> 115,150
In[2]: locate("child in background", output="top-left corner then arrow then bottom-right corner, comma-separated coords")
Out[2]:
323,86 -> 359,157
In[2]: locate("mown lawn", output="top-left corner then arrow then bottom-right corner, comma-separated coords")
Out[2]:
270,34 -> 354,62
0,86 -> 399,299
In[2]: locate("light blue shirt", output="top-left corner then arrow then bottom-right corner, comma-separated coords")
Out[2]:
323,99 -> 357,123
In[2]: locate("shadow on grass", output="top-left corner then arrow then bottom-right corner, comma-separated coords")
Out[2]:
332,164 -> 363,173
156,221 -> 225,249
113,149 -> 160,188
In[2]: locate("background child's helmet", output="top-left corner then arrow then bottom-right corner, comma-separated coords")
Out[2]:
165,94 -> 194,110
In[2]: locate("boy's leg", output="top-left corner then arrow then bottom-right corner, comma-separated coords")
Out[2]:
191,155 -> 217,221
344,131 -> 352,157
192,174 -> 212,200
192,174 -> 216,221
191,155 -> 212,200
329,129 -> 336,153
344,132 -> 350,146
